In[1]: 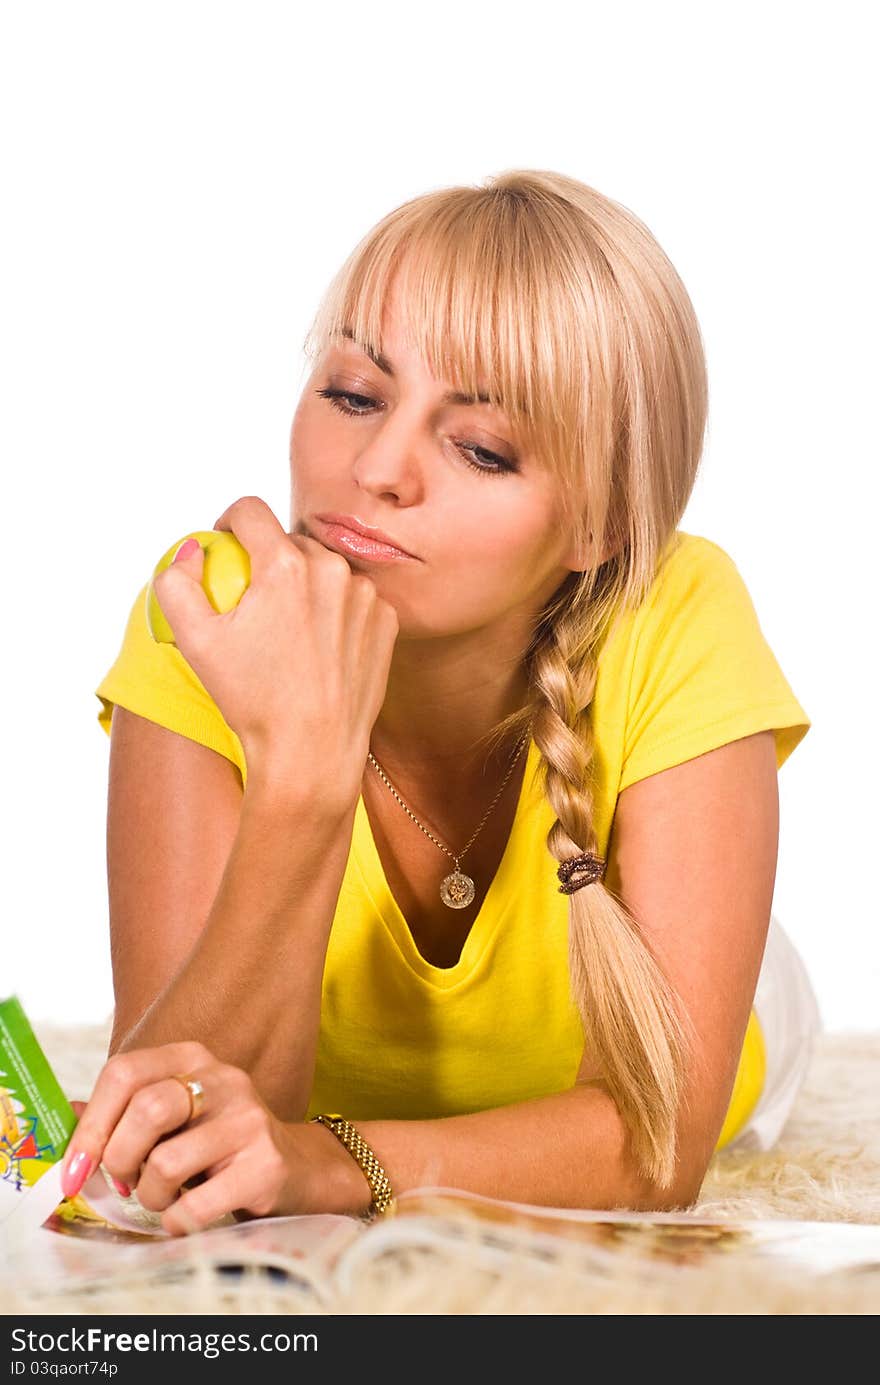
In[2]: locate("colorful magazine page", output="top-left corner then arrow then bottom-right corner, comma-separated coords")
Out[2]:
6,1206 -> 363,1308
334,1186 -> 880,1285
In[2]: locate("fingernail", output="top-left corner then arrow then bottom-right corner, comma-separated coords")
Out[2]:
173,538 -> 200,564
61,1150 -> 95,1199
111,1177 -> 132,1198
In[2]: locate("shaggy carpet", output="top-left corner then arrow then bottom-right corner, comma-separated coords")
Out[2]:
4,1020 -> 879,1315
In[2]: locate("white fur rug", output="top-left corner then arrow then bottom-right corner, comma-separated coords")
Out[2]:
7,1021 -> 880,1315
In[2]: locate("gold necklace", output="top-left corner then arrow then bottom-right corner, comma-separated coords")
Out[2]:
366,722 -> 533,910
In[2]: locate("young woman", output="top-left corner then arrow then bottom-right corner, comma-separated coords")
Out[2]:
65,169 -> 816,1235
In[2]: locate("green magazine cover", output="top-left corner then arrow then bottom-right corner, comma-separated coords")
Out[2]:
0,994 -> 77,1218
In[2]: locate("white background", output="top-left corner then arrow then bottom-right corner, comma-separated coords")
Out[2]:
2,1 -> 876,1031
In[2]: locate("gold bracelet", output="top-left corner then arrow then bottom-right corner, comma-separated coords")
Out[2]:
310,1113 -> 394,1216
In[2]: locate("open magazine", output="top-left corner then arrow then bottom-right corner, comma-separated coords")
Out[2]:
7,1178 -> 880,1311
4,995 -> 880,1310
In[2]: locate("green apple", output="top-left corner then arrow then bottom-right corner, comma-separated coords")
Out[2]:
146,529 -> 251,644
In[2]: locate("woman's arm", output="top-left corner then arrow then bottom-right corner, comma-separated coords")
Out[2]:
105,497 -> 399,1123
107,707 -> 357,1122
340,731 -> 781,1212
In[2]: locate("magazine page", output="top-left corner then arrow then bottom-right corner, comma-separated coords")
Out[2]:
332,1185 -> 880,1296
2,1165 -> 365,1308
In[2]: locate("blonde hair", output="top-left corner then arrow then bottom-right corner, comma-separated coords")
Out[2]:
302,170 -> 708,1192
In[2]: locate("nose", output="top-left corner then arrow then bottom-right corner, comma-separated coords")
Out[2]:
350,405 -> 426,504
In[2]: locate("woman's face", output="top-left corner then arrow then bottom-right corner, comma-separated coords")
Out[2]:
289,287 -> 586,641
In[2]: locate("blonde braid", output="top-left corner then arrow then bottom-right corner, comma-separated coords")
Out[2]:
529,605 -> 696,1192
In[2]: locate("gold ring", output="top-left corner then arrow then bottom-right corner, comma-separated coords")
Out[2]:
171,1073 -> 206,1124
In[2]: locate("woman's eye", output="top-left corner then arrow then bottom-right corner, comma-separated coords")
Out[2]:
314,387 -> 517,477
315,387 -> 375,416
459,447 -> 515,477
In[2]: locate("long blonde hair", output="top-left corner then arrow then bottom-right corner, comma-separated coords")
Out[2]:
302,170 -> 708,1191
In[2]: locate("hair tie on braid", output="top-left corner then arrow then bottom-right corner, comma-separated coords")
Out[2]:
557,852 -> 606,893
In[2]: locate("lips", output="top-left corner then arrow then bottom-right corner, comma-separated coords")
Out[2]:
313,513 -> 417,558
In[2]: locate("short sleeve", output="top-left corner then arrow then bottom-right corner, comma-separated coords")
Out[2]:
95,580 -> 247,786
619,536 -> 811,792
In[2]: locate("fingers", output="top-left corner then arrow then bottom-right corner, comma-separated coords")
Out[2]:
160,1162 -> 258,1237
59,1042 -> 209,1199
158,1120 -> 290,1236
60,1042 -> 294,1236
151,540 -> 214,643
211,496 -> 292,581
214,496 -> 369,583
127,1113 -> 231,1217
99,1074 -> 211,1192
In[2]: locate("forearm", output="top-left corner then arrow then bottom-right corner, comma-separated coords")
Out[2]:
112,782 -> 357,1121
327,1083 -> 701,1215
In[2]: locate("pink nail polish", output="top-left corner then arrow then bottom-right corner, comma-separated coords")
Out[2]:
61,1150 -> 94,1199
173,538 -> 200,564
111,1177 -> 132,1198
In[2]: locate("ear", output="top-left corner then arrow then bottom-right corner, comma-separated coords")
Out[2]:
562,531 -> 613,572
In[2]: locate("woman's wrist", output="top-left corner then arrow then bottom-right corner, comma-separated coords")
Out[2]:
241,756 -> 359,821
276,1119 -> 374,1217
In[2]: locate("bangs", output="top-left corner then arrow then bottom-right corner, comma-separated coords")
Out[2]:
302,187 -> 592,519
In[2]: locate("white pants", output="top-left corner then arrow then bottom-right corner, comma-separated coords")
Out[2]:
727,913 -> 823,1152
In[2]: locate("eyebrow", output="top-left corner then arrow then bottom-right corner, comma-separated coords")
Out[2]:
337,327 -> 493,407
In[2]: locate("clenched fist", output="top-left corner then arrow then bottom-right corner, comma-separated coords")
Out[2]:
151,496 -> 400,812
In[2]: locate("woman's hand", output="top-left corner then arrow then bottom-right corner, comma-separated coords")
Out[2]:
152,495 -> 401,810
59,1041 -> 364,1236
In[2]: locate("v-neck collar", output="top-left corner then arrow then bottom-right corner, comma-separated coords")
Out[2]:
352,737 -> 542,991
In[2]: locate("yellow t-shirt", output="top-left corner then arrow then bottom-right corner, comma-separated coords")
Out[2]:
95,531 -> 811,1142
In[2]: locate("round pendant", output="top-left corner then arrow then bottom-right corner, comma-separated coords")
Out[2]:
440,870 -> 476,909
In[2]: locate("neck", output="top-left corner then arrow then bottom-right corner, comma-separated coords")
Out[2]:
368,626 -> 533,780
